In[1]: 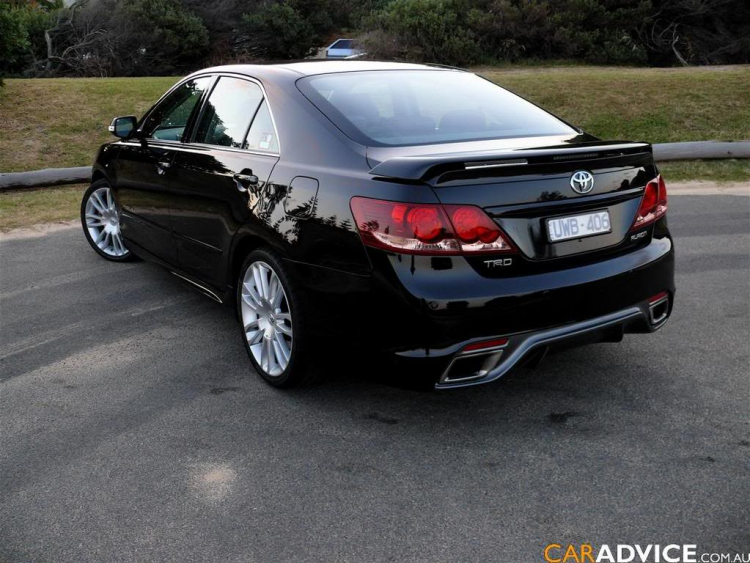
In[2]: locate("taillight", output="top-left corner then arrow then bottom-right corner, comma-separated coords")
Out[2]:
350,197 -> 514,255
445,205 -> 514,253
632,175 -> 668,230
350,198 -> 459,254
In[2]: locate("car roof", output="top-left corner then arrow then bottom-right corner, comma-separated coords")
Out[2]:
188,60 -> 458,80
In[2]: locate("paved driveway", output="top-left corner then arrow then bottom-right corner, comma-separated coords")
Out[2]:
1,193 -> 748,562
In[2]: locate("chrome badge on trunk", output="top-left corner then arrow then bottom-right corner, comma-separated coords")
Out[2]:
570,170 -> 595,194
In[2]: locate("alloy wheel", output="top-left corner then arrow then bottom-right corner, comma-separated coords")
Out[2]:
240,261 -> 293,377
84,187 -> 128,257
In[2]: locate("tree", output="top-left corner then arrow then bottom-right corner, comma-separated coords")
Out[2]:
119,0 -> 209,74
0,2 -> 58,77
637,0 -> 750,66
240,0 -> 339,60
361,0 -> 480,65
41,0 -> 209,76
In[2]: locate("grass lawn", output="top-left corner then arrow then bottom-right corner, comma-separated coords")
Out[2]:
481,65 -> 750,183
0,184 -> 86,232
0,76 -> 178,173
0,66 -> 748,181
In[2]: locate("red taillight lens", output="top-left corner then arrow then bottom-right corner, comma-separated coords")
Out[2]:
449,206 -> 499,243
350,198 -> 515,255
445,205 -> 514,253
350,198 -> 459,254
407,207 -> 443,242
632,174 -> 668,230
657,174 -> 668,216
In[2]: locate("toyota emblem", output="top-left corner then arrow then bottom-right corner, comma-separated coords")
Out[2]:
570,170 -> 595,194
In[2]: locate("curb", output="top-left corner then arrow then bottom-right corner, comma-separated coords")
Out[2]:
652,141 -> 749,161
0,166 -> 91,191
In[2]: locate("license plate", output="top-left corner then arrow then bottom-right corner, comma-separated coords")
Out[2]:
547,210 -> 611,242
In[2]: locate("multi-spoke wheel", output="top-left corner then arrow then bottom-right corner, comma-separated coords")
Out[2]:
81,180 -> 132,261
237,249 -> 313,387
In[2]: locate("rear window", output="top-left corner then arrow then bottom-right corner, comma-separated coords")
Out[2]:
297,70 -> 576,147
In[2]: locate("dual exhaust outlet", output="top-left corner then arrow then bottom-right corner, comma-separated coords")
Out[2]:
440,292 -> 671,386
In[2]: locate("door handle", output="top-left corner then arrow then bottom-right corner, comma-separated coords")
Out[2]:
233,172 -> 259,193
156,160 -> 171,175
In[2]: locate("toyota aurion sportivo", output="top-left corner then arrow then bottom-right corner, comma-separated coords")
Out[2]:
81,61 -> 674,389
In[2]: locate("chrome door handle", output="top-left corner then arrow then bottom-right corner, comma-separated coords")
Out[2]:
156,160 -> 171,175
233,172 -> 259,192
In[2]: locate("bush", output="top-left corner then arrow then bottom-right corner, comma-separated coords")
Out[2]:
0,3 -> 56,77
638,0 -> 750,66
40,0 -> 209,76
0,6 -> 30,76
3,0 -> 749,74
361,0 -> 750,66
241,2 -> 322,60
118,0 -> 210,74
362,0 -> 480,65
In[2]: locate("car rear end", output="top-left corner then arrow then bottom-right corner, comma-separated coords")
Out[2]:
353,143 -> 673,387
296,67 -> 675,387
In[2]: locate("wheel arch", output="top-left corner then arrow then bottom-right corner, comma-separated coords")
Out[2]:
91,165 -> 110,185
229,233 -> 279,295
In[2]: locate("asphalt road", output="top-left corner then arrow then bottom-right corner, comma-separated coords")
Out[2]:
1,194 -> 748,562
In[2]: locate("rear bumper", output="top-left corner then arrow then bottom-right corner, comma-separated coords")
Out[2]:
371,232 -> 674,347
415,295 -> 670,389
287,232 -> 674,383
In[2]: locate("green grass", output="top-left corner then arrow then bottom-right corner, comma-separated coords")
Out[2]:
480,65 -> 750,144
0,77 -> 178,173
0,66 -> 748,182
658,160 -> 750,183
0,184 -> 86,232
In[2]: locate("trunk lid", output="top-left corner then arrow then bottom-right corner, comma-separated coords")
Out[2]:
367,138 -> 657,261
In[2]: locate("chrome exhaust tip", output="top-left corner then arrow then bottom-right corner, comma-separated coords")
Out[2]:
440,340 -> 508,384
648,292 -> 670,325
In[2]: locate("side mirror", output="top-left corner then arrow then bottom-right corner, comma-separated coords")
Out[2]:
108,116 -> 137,139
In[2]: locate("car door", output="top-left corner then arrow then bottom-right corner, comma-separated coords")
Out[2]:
114,76 -> 212,263
169,76 -> 280,290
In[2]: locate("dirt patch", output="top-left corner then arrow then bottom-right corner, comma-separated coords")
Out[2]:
0,220 -> 78,241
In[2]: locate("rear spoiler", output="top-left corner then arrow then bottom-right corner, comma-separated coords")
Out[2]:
368,142 -> 652,181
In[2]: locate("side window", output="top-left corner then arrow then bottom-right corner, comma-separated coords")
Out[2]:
194,77 -> 263,148
244,101 -> 279,153
143,77 -> 211,141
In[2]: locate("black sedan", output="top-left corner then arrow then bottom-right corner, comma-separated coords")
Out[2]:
82,61 -> 674,389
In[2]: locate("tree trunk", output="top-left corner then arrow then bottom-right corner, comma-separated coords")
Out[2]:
45,30 -> 54,72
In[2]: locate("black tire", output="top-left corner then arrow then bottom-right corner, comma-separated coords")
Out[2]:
80,179 -> 134,262
236,248 -> 317,388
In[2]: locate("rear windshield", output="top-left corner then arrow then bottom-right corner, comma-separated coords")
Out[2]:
297,70 -> 576,147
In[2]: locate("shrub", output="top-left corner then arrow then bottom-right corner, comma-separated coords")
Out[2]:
0,3 -> 56,76
117,0 -> 210,74
362,0 -> 480,65
240,2 -> 321,60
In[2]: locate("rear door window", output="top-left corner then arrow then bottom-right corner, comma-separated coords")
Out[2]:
194,77 -> 264,148
244,100 -> 279,153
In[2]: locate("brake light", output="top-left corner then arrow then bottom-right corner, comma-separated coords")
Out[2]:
632,175 -> 668,229
350,197 -> 514,255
